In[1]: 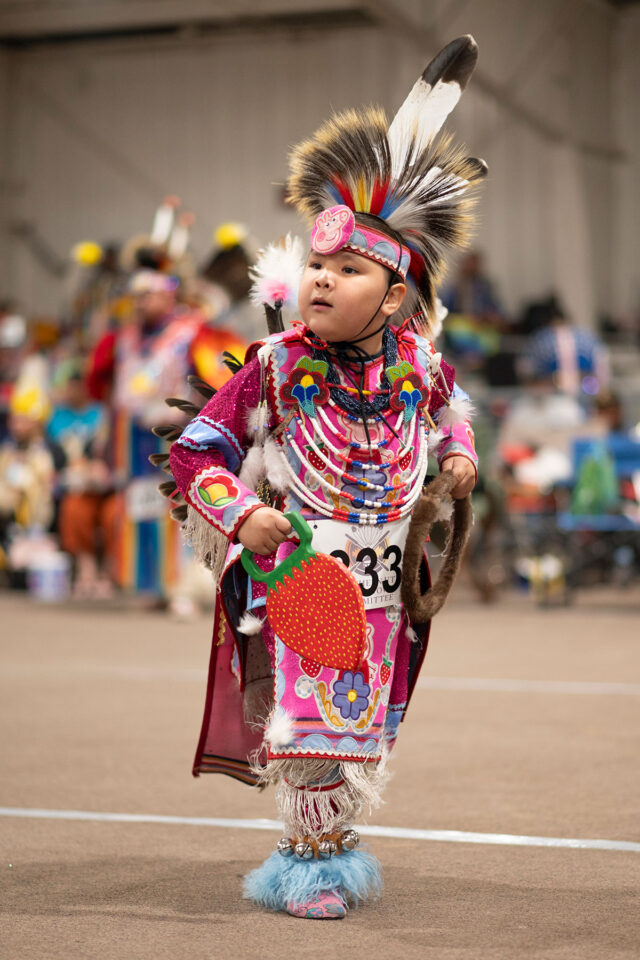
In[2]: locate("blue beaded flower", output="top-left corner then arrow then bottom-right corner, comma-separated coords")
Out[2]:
279,358 -> 329,418
332,670 -> 371,721
387,361 -> 429,423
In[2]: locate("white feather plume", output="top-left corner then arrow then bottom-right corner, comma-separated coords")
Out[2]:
250,234 -> 305,308
387,35 -> 478,179
237,611 -> 265,636
150,201 -> 175,245
430,297 -> 448,339
263,437 -> 290,494
168,222 -> 189,260
245,403 -> 269,442
238,444 -> 265,490
435,498 -> 454,523
428,428 -> 447,457
265,709 -> 295,749
436,395 -> 475,429
388,79 -> 463,178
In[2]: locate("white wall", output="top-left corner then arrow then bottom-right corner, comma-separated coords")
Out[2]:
612,6 -> 640,323
0,1 -> 626,329
0,47 -> 10,288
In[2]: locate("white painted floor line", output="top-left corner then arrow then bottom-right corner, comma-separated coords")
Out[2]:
1,807 -> 638,853
418,677 -> 640,696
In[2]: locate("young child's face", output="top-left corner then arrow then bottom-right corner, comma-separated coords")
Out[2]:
298,250 -> 404,346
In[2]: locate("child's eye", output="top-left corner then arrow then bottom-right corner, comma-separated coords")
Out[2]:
342,265 -> 358,274
308,261 -> 322,270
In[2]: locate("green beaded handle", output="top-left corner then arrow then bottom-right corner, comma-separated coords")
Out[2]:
240,511 -> 315,591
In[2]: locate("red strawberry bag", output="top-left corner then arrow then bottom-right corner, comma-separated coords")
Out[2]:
241,512 -> 367,671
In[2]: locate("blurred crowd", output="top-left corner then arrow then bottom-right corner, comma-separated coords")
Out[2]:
0,198 -> 259,611
1,200 -> 640,610
440,251 -> 640,603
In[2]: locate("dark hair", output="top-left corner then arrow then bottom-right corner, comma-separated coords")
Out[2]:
353,212 -> 405,286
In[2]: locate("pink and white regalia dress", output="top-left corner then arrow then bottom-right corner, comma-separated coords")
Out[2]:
169,323 -> 477,784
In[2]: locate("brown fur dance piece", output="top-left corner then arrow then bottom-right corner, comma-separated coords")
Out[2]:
401,472 -> 473,624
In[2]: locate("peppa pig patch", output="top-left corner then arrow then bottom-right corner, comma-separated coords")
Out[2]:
311,205 -> 355,254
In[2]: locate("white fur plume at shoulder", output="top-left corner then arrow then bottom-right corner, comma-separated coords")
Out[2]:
250,235 -> 304,309
435,394 -> 475,429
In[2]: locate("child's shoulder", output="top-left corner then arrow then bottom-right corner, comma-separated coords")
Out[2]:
399,328 -> 435,356
245,326 -> 307,365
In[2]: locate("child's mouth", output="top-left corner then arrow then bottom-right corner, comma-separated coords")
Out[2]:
311,298 -> 332,310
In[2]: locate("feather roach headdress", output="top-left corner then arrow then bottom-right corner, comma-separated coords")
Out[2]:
287,35 -> 487,334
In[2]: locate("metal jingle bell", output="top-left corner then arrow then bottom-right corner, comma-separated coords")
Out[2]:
294,841 -> 314,860
317,839 -> 337,860
276,837 -> 294,858
341,829 -> 360,851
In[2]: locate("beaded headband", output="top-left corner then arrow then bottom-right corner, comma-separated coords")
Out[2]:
311,205 -> 411,280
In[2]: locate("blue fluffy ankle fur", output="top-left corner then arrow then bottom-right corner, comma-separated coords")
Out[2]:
243,848 -> 382,911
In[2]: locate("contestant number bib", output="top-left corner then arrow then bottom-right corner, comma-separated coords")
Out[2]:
309,517 -> 410,609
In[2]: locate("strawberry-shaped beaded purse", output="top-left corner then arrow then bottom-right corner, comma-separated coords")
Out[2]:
241,512 -> 367,671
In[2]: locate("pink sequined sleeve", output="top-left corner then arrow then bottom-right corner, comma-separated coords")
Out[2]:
169,356 -> 273,539
428,358 -> 478,478
437,417 -> 478,477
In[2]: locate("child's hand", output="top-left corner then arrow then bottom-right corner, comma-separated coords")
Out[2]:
440,456 -> 476,499
237,507 -> 292,556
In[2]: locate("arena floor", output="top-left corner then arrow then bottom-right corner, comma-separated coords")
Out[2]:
1,584 -> 639,959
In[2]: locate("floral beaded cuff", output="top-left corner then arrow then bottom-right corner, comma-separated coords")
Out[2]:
186,466 -> 264,539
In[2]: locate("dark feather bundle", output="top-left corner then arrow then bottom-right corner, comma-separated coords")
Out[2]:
222,350 -> 244,375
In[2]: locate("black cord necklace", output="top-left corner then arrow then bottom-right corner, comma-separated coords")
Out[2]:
307,326 -> 402,446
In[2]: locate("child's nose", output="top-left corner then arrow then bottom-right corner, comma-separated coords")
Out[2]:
315,267 -> 332,285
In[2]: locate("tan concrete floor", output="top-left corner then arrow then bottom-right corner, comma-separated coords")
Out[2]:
1,586 -> 639,959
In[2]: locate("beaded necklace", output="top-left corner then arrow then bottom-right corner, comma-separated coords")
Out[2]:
277,402 -> 430,524
286,413 -> 424,501
295,410 -> 423,497
278,420 -> 429,524
275,325 -> 435,525
300,407 -> 414,471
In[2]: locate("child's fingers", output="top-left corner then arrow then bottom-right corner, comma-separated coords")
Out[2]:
441,456 -> 476,499
274,513 -> 293,535
451,475 -> 474,499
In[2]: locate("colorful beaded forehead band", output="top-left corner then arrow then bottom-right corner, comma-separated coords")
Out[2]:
310,205 -> 411,280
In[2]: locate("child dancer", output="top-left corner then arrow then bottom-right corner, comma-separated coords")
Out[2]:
167,35 -> 485,919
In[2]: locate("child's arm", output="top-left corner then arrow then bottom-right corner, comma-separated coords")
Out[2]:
169,356 -> 290,550
428,363 -> 478,498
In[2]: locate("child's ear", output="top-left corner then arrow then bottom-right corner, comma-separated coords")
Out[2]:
382,282 -> 407,316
